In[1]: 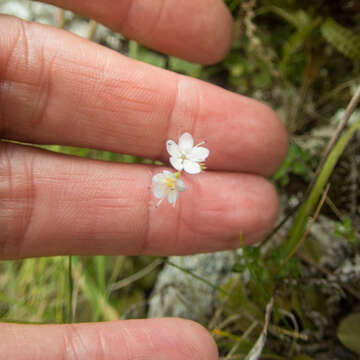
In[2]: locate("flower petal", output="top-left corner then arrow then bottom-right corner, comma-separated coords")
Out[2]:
163,170 -> 175,178
169,156 -> 184,171
189,146 -> 209,162
153,184 -> 167,199
166,140 -> 180,157
152,173 -> 166,184
178,133 -> 194,151
183,160 -> 201,174
176,179 -> 186,192
167,189 -> 178,204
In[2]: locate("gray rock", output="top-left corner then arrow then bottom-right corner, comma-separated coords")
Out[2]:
335,254 -> 360,283
67,19 -> 91,38
30,1 -> 57,25
0,0 -> 32,20
311,216 -> 351,270
1,0 -> 124,52
148,251 -> 237,324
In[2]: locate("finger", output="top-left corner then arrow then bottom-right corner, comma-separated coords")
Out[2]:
0,16 -> 288,176
41,0 -> 233,64
0,318 -> 218,360
0,142 -> 279,260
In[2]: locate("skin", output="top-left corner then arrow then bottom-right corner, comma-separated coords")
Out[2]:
0,1 -> 288,358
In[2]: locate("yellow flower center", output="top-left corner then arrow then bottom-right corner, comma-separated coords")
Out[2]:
165,176 -> 176,189
200,163 -> 207,171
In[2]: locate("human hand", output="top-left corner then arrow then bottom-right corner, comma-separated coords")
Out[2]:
0,0 -> 288,358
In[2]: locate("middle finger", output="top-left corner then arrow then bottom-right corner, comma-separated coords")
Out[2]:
0,141 -> 279,260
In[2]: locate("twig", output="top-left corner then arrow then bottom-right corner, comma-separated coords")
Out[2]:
212,313 -> 243,332
270,324 -> 308,341
224,322 -> 259,360
244,297 -> 274,360
88,19 -> 97,40
56,9 -> 65,29
305,87 -> 360,199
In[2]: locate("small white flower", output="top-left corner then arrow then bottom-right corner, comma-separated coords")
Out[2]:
152,170 -> 186,207
166,133 -> 209,174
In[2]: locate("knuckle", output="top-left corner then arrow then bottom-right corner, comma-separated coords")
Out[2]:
0,16 -> 52,137
0,17 -> 29,136
0,142 -> 35,259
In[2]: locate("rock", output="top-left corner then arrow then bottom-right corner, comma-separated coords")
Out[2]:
0,0 -> 32,20
67,19 -> 91,38
335,254 -> 360,283
30,1 -> 57,25
310,216 -> 351,270
148,251 -> 237,324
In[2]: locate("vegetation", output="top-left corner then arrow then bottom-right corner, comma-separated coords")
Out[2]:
1,0 -> 360,359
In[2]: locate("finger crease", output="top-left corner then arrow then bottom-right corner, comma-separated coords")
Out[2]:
17,153 -> 36,258
0,18 -> 26,137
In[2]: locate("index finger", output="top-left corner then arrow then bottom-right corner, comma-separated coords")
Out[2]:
0,16 -> 287,176
41,0 -> 233,64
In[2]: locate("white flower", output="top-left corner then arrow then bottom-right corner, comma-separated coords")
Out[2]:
166,133 -> 209,174
152,170 -> 186,207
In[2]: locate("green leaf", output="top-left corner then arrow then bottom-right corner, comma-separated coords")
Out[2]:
334,217 -> 358,244
264,7 -> 311,29
321,18 -> 360,61
223,0 -> 241,16
268,247 -> 300,279
281,21 -> 318,71
293,161 -> 309,176
337,313 -> 360,354
281,119 -> 360,265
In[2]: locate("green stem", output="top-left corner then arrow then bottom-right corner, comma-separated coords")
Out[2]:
283,118 -> 360,259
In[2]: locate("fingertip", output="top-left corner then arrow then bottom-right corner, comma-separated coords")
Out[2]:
218,174 -> 279,247
232,98 -> 289,176
176,319 -> 219,360
241,178 -> 280,246
0,319 -> 219,360
194,0 -> 234,65
166,172 -> 281,254
257,103 -> 289,176
143,0 -> 234,65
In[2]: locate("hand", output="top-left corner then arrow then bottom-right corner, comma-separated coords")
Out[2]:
0,0 -> 288,358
